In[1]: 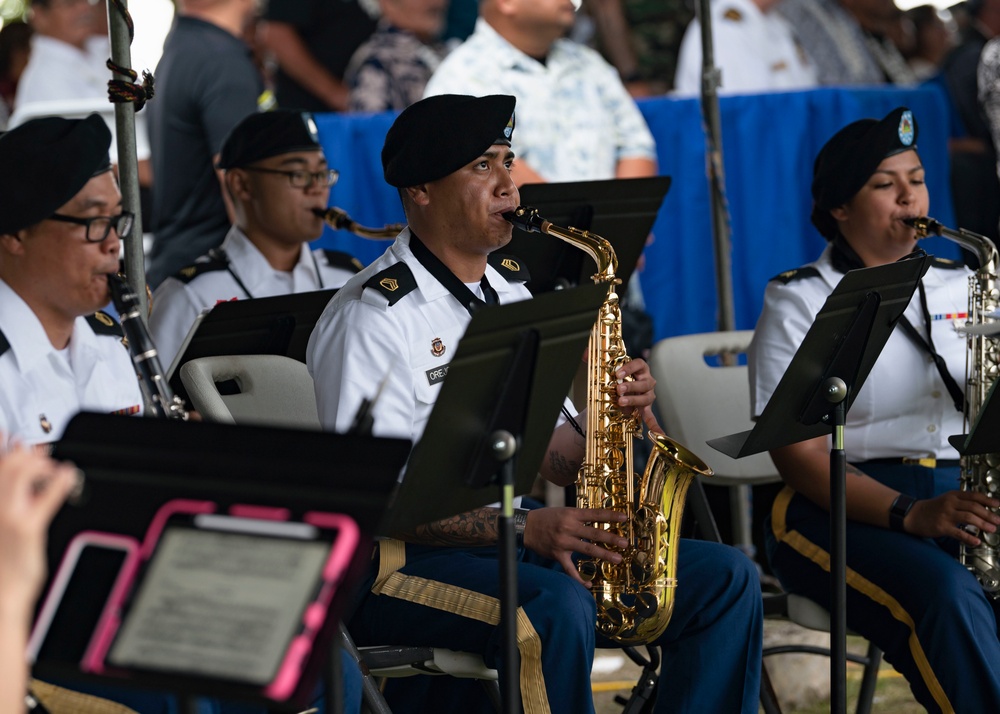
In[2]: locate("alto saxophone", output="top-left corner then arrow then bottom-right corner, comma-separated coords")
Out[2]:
506,206 -> 713,644
905,216 -> 1000,595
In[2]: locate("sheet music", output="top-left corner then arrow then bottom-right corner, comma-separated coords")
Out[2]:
108,528 -> 328,684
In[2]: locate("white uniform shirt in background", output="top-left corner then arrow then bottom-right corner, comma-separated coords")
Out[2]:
674,0 -> 817,96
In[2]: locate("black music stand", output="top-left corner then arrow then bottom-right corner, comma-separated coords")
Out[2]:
509,177 -> 671,294
708,252 -> 930,714
950,376 -> 1000,456
38,412 -> 409,713
166,289 -> 336,404
379,282 -> 607,714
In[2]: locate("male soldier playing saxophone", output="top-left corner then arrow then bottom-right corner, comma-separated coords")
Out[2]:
150,109 -> 363,368
307,93 -> 764,714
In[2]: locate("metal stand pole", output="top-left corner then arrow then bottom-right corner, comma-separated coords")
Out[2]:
492,430 -> 520,714
826,378 -> 848,714
106,0 -> 147,317
696,0 -> 736,334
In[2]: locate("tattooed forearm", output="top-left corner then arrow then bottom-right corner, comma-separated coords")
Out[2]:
846,463 -> 868,478
396,507 -> 501,546
547,449 -> 581,485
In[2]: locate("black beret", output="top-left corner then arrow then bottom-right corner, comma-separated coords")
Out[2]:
382,94 -> 516,188
0,114 -> 111,235
812,106 -> 919,212
218,110 -> 323,170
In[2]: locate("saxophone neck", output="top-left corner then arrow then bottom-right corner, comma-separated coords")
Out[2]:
313,207 -> 405,239
504,205 -> 619,284
905,216 -> 999,272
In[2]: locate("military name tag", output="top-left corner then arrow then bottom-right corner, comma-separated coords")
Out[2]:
426,363 -> 450,386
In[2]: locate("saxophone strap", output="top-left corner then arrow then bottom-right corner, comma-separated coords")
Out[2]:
409,232 -> 498,313
896,280 -> 965,413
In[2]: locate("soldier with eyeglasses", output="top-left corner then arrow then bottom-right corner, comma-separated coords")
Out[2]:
0,114 -> 145,448
149,109 -> 365,369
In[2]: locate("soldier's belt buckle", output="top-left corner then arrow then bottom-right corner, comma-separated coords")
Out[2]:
901,457 -> 936,468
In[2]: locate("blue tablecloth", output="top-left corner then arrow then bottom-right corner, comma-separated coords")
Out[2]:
312,85 -> 959,341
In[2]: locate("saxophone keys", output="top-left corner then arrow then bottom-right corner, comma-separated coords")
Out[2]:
634,591 -> 659,619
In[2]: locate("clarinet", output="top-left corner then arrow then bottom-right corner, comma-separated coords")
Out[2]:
107,274 -> 188,420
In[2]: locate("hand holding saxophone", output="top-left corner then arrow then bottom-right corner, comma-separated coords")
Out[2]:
901,491 -> 1000,546
521,507 -> 629,588
611,357 -> 665,436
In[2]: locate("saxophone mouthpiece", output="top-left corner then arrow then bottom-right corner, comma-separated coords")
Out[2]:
902,216 -> 942,238
504,205 -> 545,234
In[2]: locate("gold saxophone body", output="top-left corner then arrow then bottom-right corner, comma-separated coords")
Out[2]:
506,206 -> 713,644
314,207 -> 406,239
906,216 -> 1000,595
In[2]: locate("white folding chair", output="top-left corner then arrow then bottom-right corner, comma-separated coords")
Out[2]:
180,354 -> 321,428
179,354 -> 500,713
649,331 -> 882,714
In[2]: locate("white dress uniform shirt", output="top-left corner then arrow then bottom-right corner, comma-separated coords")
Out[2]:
10,36 -> 152,162
0,279 -> 143,447
308,229 -> 539,441
748,244 -> 970,461
14,35 -> 107,107
674,0 -> 817,96
149,226 -> 361,369
423,19 -> 656,182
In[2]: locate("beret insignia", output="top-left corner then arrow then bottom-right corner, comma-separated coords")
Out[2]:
898,110 -> 914,146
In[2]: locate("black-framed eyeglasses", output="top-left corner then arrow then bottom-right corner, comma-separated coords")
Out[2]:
242,167 -> 340,188
48,212 -> 135,242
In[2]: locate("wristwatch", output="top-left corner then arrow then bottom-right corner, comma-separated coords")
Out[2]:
889,493 -> 916,532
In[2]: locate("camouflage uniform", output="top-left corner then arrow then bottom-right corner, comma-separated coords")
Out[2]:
595,0 -> 693,93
